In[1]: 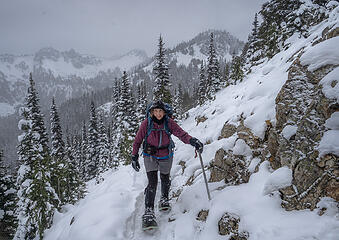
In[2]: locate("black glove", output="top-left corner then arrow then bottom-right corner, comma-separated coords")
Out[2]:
131,154 -> 140,172
189,137 -> 203,154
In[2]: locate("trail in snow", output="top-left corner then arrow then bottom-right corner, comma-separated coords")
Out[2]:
124,178 -> 177,240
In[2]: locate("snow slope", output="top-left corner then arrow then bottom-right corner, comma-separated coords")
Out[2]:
44,5 -> 339,240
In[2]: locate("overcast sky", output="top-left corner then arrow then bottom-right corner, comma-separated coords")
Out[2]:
0,0 -> 267,57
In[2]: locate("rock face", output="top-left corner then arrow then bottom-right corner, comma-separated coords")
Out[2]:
266,25 -> 339,210
268,54 -> 339,210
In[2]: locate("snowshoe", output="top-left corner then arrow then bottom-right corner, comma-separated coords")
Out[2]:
142,208 -> 158,231
159,197 -> 171,212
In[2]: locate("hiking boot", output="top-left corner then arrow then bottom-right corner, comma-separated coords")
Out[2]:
159,196 -> 171,211
142,207 -> 158,230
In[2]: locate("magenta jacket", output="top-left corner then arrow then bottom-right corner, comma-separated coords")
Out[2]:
132,118 -> 192,158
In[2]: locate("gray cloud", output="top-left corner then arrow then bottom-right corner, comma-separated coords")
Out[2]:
0,0 -> 267,57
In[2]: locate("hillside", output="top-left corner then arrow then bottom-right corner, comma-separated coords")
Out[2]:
44,3 -> 339,240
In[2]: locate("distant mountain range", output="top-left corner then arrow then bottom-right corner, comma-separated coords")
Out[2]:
0,48 -> 149,116
0,30 -> 244,117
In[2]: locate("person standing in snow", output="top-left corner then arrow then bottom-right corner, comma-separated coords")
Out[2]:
131,100 -> 203,230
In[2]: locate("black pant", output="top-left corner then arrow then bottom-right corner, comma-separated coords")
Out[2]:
144,171 -> 171,209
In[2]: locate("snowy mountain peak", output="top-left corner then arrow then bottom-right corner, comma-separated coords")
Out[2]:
110,49 -> 149,62
34,47 -> 61,62
171,29 -> 244,61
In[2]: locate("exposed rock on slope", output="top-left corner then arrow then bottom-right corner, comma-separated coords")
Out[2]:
208,8 -> 339,212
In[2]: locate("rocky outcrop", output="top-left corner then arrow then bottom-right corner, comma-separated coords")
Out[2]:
196,210 -> 209,222
209,148 -> 250,184
210,30 -> 338,211
218,122 -> 237,139
210,119 -> 264,185
218,213 -> 249,239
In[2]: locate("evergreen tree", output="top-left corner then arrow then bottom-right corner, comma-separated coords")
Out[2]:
223,63 -> 231,87
50,98 -> 84,204
0,149 -> 5,208
14,74 -> 59,240
153,35 -> 172,104
230,55 -> 244,84
0,151 -> 17,238
173,84 -> 184,119
136,82 -> 148,125
197,62 -> 207,105
86,101 -> 100,180
80,121 -> 88,180
97,114 -> 110,179
112,78 -> 120,104
205,32 -> 222,100
118,71 -> 137,165
252,13 -> 259,40
65,136 -> 86,201
50,97 -> 68,205
110,78 -> 121,162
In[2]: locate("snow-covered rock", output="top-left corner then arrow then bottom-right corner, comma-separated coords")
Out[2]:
262,166 -> 293,195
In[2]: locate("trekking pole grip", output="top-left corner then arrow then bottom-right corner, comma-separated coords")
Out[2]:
198,152 -> 211,201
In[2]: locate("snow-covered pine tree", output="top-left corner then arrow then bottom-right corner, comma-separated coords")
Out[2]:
112,78 -> 120,113
66,136 -> 86,202
205,32 -> 222,100
136,82 -> 148,125
97,114 -> 111,180
246,13 -> 260,65
50,97 -> 68,205
197,62 -> 207,105
111,79 -> 122,166
0,149 -> 5,208
119,71 -> 137,165
14,74 -> 59,240
0,152 -> 17,238
173,84 -> 184,119
50,98 -> 84,204
153,35 -> 172,104
230,55 -> 244,84
80,120 -> 88,180
223,62 -> 231,87
141,81 -> 148,116
86,101 -> 100,180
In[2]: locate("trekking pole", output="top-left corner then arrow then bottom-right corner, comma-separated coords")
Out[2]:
198,151 -> 211,201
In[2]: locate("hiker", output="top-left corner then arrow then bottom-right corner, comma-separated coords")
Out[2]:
131,100 -> 203,230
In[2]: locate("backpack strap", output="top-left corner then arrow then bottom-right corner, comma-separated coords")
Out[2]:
164,116 -> 175,150
143,115 -> 175,156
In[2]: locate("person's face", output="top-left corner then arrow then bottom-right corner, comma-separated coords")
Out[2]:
153,108 -> 165,120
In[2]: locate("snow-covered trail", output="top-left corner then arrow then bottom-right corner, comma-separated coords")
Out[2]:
124,182 -> 178,240
44,165 -> 148,240
44,158 -> 188,240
